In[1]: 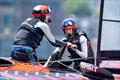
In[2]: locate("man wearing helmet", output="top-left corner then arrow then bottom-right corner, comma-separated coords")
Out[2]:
50,18 -> 94,70
11,5 -> 75,64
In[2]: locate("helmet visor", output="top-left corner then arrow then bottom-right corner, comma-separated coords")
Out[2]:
62,20 -> 75,27
62,20 -> 76,30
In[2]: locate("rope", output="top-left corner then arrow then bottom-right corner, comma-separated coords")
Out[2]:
39,57 -> 107,64
0,64 -> 12,67
0,57 -> 107,67
37,60 -> 82,80
57,61 -> 81,73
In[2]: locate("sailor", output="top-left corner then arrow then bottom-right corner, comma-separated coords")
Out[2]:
51,18 -> 94,69
11,5 -> 75,64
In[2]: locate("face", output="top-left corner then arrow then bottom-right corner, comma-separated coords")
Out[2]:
44,14 -> 51,23
64,29 -> 74,36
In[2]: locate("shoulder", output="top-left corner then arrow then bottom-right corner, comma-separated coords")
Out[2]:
23,18 -> 33,23
79,35 -> 87,43
21,18 -> 32,26
77,31 -> 87,40
78,30 -> 85,36
22,18 -> 35,24
26,18 -> 32,21
35,21 -> 49,29
80,35 -> 87,40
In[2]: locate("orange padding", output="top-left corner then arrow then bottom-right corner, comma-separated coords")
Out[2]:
0,60 -> 50,73
9,62 -> 49,73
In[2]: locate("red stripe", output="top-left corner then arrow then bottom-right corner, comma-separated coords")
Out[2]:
63,26 -> 76,30
33,13 -> 49,17
33,14 -> 43,17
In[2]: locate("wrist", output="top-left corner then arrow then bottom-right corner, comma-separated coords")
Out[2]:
66,42 -> 72,47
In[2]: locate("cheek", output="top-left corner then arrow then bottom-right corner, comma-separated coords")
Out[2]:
45,16 -> 48,19
47,14 -> 51,18
68,30 -> 73,34
64,30 -> 68,34
65,30 -> 73,34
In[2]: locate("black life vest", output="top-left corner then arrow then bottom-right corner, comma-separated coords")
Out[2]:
63,31 -> 94,63
13,18 -> 44,49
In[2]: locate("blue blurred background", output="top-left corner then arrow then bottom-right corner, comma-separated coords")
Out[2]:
0,0 -> 100,59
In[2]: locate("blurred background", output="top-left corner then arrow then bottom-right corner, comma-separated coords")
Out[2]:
0,0 -> 101,59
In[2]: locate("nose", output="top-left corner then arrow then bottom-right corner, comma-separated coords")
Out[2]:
47,14 -> 51,17
49,15 -> 51,18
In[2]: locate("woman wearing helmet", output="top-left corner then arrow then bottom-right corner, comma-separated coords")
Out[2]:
11,5 -> 75,64
51,18 -> 93,70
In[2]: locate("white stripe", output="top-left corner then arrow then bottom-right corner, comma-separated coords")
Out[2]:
4,70 -> 8,74
22,22 -> 34,28
45,72 -> 49,76
35,72 -> 39,76
55,73 -> 59,77
14,71 -> 18,75
66,73 -> 69,77
25,72 -> 29,76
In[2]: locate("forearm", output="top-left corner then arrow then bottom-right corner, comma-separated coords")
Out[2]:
49,39 -> 66,47
51,46 -> 66,60
74,49 -> 88,59
75,35 -> 88,59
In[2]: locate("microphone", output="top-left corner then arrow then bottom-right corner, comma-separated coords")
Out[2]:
48,19 -> 51,23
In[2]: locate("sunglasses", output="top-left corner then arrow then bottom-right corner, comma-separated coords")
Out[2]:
62,20 -> 75,27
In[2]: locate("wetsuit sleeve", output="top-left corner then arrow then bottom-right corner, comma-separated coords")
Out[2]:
51,47 -> 64,60
53,38 -> 66,53
51,38 -> 66,60
35,22 -> 66,47
73,35 -> 88,59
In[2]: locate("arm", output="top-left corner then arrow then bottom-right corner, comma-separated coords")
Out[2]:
72,35 -> 88,59
35,22 -> 66,47
51,38 -> 66,60
51,47 -> 65,60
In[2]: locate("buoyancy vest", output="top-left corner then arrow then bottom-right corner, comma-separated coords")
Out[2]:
13,18 -> 44,49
